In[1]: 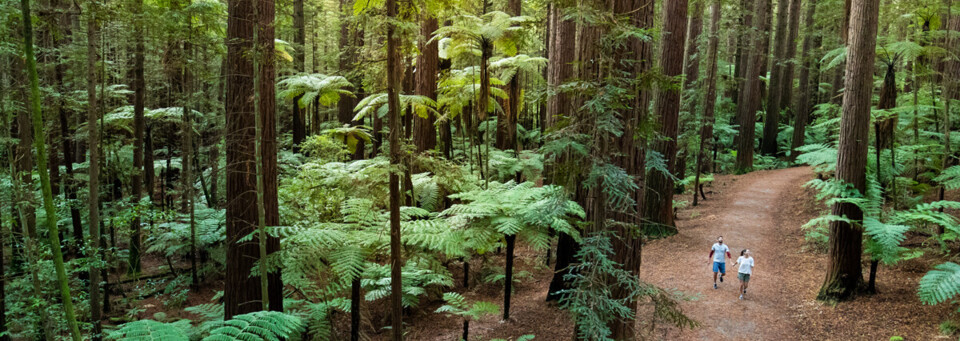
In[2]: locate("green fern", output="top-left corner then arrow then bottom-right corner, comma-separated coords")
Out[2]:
202,311 -> 303,341
435,292 -> 499,320
863,218 -> 910,264
919,262 -> 960,305
107,320 -> 191,341
277,73 -> 353,108
934,165 -> 960,190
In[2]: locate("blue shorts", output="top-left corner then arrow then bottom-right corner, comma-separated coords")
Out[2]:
713,262 -> 726,273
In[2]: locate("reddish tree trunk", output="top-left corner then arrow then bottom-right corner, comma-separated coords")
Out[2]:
790,0 -> 819,157
694,0 -> 722,206
735,0 -> 770,172
224,0 -> 282,318
818,0 -> 878,301
641,0 -> 688,236
414,17 -> 439,153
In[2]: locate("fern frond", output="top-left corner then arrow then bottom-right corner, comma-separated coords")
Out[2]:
203,311 -> 303,341
918,262 -> 960,305
107,320 -> 191,341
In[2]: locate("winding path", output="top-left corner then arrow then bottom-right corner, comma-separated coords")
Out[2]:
639,167 -> 813,340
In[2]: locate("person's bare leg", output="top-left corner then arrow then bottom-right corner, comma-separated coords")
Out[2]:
713,271 -> 718,283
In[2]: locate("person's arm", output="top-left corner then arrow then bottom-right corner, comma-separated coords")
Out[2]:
709,250 -> 715,261
726,251 -> 732,260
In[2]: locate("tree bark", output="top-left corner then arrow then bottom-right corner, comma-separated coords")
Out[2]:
545,1 -> 579,302
292,0 -> 306,151
225,0 -> 282,318
818,0 -> 878,302
607,0 -> 654,338
414,16 -> 439,153
84,6 -> 103,337
694,0 -> 722,207
735,0 -> 770,172
20,0 -> 82,337
641,0 -> 688,236
790,0 -> 819,157
761,0 -> 793,155
779,0 -> 804,119
386,0 -> 404,337
129,0 -> 146,275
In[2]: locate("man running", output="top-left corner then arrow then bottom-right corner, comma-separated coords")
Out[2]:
709,236 -> 731,289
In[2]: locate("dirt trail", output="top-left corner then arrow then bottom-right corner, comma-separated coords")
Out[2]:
639,167 -> 812,340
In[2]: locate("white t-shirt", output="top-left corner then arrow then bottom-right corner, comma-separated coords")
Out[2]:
737,256 -> 754,274
711,243 -> 729,263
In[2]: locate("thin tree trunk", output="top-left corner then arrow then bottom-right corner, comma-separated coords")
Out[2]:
129,0 -> 146,275
790,0 -> 819,157
85,6 -> 103,338
20,0 -> 82,337
183,14 -> 199,288
292,0 -> 306,151
818,0 -> 878,301
694,0 -> 722,207
386,0 -> 404,336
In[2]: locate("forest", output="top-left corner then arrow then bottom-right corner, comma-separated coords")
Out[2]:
1,0 -> 959,338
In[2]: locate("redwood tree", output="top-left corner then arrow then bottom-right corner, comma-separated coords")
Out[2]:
129,0 -> 146,275
224,0 -> 282,318
292,0 -> 306,151
386,0 -> 404,336
734,0 -> 770,172
641,0 -> 689,236
790,0 -> 819,156
818,0 -> 878,301
693,0 -> 722,206
414,16 -> 439,153
761,0 -> 793,155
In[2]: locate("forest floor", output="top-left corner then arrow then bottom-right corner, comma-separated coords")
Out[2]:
133,167 -> 953,340
396,167 -> 953,340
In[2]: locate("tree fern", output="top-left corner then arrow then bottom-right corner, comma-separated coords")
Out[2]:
276,73 -> 353,108
107,320 -> 191,341
918,262 -> 960,305
863,218 -> 910,265
202,311 -> 303,341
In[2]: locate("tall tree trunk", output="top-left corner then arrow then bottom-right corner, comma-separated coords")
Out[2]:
338,0 -> 357,127
641,0 -> 688,236
224,0 -> 282,318
20,0 -> 82,337
85,7 -> 103,337
54,15 -> 83,255
608,0 -> 654,337
386,0 -> 403,336
414,16 -> 439,153
499,0 -> 522,322
292,0 -> 306,151
735,0 -> 770,172
779,0 -> 804,119
129,0 -> 146,275
257,0 -> 283,313
545,2 -> 579,302
761,0 -> 793,155
817,0 -> 878,302
733,0 -> 754,149
694,0 -> 722,207
183,15 -> 199,288
496,0 -> 522,154
790,0 -> 819,157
